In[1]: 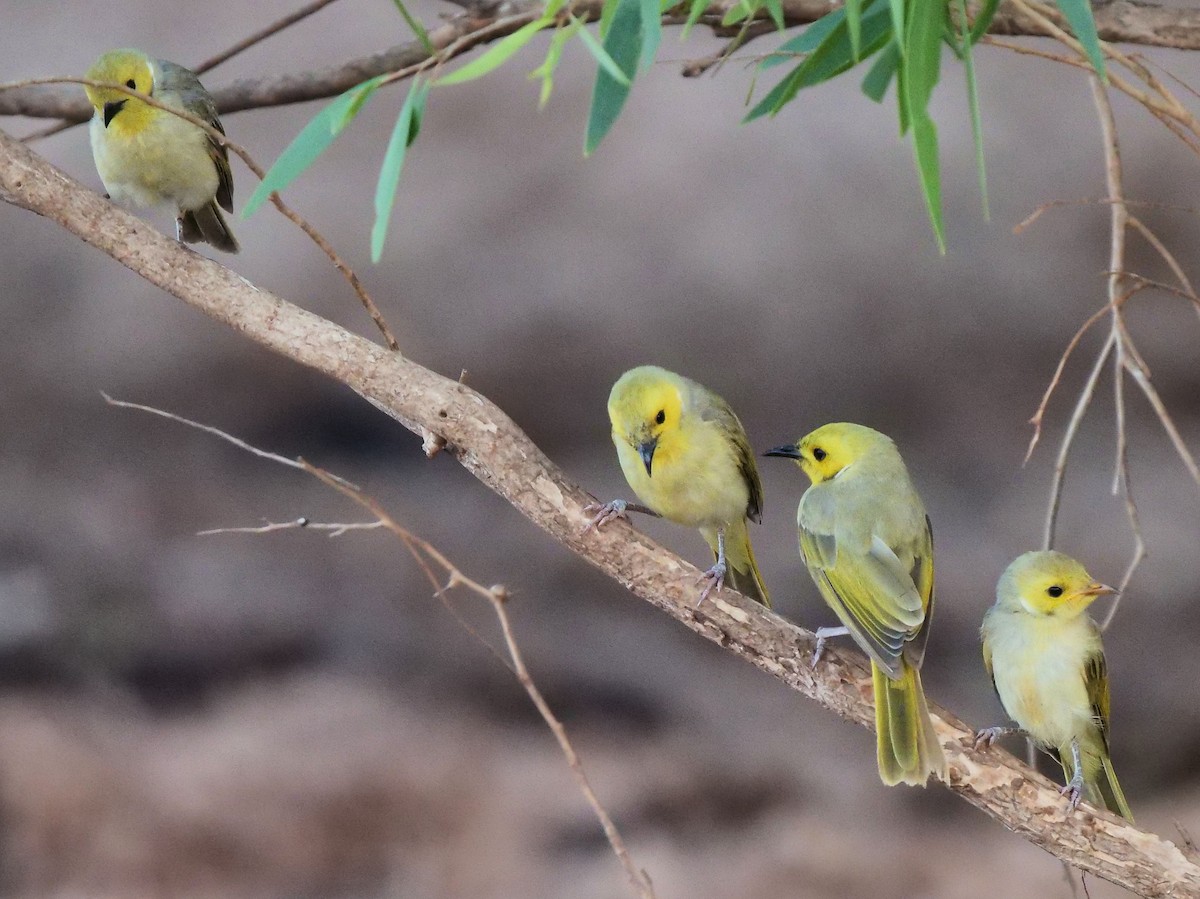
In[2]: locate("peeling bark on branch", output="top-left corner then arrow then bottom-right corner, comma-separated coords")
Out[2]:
3,0 -> 1200,125
1,128 -> 1199,898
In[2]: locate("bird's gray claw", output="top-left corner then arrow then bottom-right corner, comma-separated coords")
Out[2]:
974,727 -> 1003,751
1060,775 -> 1085,813
811,636 -> 828,668
810,626 -> 849,668
582,500 -> 627,533
696,561 -> 727,606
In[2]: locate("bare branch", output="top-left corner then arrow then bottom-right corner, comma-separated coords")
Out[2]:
4,130 -> 1199,899
194,0 -> 347,75
7,0 -> 1200,128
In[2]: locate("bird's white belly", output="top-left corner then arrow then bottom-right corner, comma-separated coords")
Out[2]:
990,623 -> 1095,749
90,113 -> 218,212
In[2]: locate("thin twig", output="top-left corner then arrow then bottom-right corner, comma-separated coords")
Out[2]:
1041,332 -> 1114,552
1090,74 -> 1146,620
1124,357 -> 1200,489
1007,11 -> 1200,608
1127,217 -> 1200,322
107,396 -> 656,899
195,0 -> 346,74
1024,302 -> 1110,465
1013,197 -> 1200,236
198,518 -> 387,537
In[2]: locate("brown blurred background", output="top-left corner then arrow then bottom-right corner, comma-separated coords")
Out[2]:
2,1 -> 1199,896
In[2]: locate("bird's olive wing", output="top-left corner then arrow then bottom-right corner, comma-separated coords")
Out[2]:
798,523 -> 924,677
1084,648 -> 1112,752
162,61 -> 235,212
902,515 -> 936,669
698,394 -> 762,524
981,631 -> 997,696
206,114 -> 235,212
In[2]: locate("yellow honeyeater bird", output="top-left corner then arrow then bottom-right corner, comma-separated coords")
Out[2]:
85,49 -> 238,253
766,423 -> 945,786
977,551 -> 1132,820
587,366 -> 770,607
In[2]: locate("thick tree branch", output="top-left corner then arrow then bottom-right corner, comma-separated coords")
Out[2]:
4,0 -> 1200,127
2,129 -> 1199,898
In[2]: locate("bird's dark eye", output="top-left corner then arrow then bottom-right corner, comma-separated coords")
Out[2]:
812,447 -> 827,462
655,409 -> 665,425
125,79 -> 137,89
1047,585 -> 1063,598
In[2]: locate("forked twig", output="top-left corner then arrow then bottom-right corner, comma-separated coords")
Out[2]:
1009,8 -> 1200,628
194,0 -> 347,75
102,393 -> 656,899
1090,75 -> 1145,621
1039,331 -> 1114,552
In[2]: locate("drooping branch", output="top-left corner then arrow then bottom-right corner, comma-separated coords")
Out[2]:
4,0 -> 1200,128
2,129 -> 1198,899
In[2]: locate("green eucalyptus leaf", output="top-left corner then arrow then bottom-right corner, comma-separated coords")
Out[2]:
681,0 -> 709,38
967,0 -> 1000,44
576,14 -> 634,87
390,0 -> 435,54
910,111 -> 945,251
1054,0 -> 1106,79
745,1 -> 891,121
435,18 -> 548,86
584,0 -> 641,155
531,17 -> 586,108
639,0 -> 663,69
759,7 -> 845,69
763,0 -> 786,32
846,0 -> 863,58
860,40 -> 899,102
955,0 -> 989,219
244,75 -> 387,217
370,80 -> 429,263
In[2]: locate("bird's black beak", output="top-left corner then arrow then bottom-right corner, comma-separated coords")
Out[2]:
637,438 -> 657,476
103,99 -> 127,127
763,443 -> 801,459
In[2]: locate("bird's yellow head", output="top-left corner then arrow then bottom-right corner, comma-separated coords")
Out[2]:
84,49 -> 156,132
997,550 -> 1115,618
607,366 -> 686,476
764,422 -> 893,485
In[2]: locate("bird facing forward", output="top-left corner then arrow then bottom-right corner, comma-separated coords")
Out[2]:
85,48 -> 238,252
587,365 -> 770,608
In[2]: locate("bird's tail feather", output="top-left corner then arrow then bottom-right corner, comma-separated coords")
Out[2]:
1096,755 -> 1134,821
873,660 -> 946,786
179,201 -> 239,253
1062,744 -> 1134,821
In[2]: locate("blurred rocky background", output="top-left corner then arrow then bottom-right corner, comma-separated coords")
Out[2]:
2,1 -> 1199,896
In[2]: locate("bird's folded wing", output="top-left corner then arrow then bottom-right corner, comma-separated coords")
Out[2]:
1084,648 -> 1112,751
799,526 -> 925,677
